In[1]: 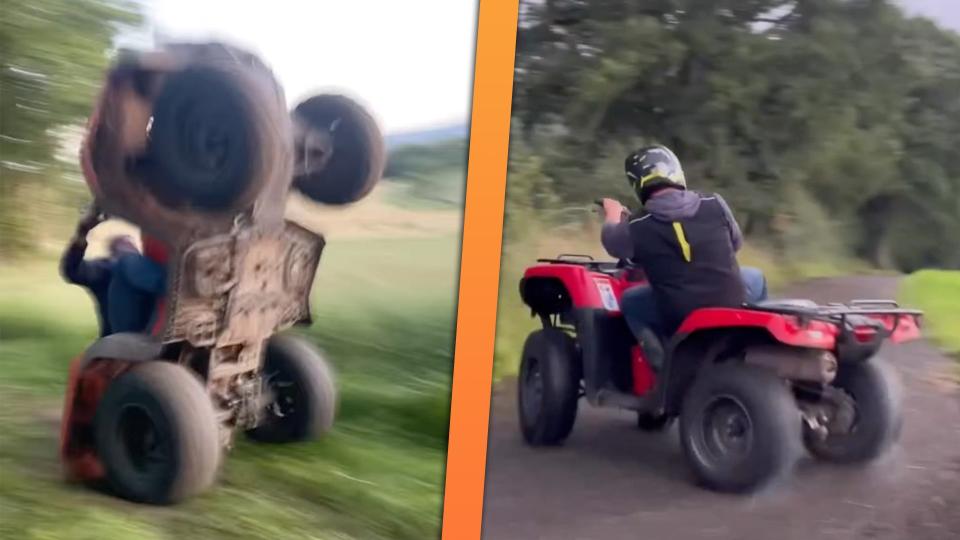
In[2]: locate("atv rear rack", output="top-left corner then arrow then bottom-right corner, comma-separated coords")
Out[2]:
748,299 -> 922,321
749,300 -> 923,358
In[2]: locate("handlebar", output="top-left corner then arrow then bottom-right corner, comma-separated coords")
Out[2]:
594,198 -> 633,217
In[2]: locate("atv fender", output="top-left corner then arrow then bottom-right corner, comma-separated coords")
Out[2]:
519,276 -> 573,317
660,326 -> 803,417
81,332 -> 164,367
521,266 -> 623,313
61,334 -> 162,483
676,308 -> 839,349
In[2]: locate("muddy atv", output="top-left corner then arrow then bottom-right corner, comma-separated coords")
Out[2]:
517,254 -> 923,493
59,42 -> 384,504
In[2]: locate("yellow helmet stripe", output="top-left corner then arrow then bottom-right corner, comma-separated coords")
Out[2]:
672,222 -> 692,262
639,172 -> 667,187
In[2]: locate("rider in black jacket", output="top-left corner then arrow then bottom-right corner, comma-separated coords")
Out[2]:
599,145 -> 767,368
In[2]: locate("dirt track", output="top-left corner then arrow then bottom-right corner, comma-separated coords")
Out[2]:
481,277 -> 960,540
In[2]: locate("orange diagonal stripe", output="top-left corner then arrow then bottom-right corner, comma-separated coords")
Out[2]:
440,1 -> 519,538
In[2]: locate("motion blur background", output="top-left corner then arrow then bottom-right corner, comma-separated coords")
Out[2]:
1,1 -> 475,538
495,0 -> 960,378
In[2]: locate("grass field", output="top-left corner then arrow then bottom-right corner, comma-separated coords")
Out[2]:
900,270 -> 960,357
0,224 -> 461,538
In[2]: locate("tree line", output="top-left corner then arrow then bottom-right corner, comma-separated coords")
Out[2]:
506,0 -> 960,271
1,0 -> 142,257
384,138 -> 468,207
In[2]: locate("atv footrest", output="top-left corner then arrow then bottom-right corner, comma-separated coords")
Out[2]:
595,387 -> 655,412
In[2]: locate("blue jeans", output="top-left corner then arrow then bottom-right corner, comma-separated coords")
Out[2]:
621,266 -> 768,341
740,266 -> 768,305
107,254 -> 167,334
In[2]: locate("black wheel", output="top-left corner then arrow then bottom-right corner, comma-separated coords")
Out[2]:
247,335 -> 337,443
680,363 -> 802,493
637,412 -> 674,432
804,358 -> 902,464
143,66 -> 268,210
94,361 -> 221,504
518,328 -> 580,446
291,94 -> 385,205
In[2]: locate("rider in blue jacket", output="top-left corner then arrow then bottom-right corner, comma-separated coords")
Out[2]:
60,205 -> 167,336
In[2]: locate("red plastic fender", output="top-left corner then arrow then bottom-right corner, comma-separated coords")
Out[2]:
864,313 -> 923,344
141,233 -> 169,264
78,81 -> 107,195
60,357 -> 132,483
677,308 -> 840,349
140,232 -> 169,337
522,264 -> 641,313
630,345 -> 657,396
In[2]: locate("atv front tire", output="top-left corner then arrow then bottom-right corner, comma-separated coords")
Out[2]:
518,328 -> 581,446
291,94 -> 384,205
94,361 -> 222,504
804,357 -> 902,464
247,335 -> 337,443
680,363 -> 802,493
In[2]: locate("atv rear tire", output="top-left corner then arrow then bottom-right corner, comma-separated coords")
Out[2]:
804,357 -> 902,464
94,361 -> 221,504
680,363 -> 802,493
518,329 -> 581,446
247,335 -> 337,443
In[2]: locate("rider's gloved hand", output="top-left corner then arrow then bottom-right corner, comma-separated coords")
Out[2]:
74,202 -> 106,244
78,204 -> 105,231
600,198 -> 627,223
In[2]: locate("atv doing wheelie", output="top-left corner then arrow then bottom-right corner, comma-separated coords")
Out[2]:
60,43 -> 384,504
516,220 -> 923,493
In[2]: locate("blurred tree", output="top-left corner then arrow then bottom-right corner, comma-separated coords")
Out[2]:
508,0 -> 960,270
0,0 -> 142,256
502,124 -> 563,244
384,139 -> 468,180
384,139 -> 468,206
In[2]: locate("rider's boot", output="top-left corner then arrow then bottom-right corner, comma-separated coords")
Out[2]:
637,327 -> 665,373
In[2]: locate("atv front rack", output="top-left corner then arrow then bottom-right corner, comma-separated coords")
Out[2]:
535,255 -> 622,274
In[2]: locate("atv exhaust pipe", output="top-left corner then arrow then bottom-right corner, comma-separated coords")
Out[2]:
744,346 -> 838,383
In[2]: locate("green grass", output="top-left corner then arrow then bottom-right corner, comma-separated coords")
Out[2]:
0,235 -> 460,540
899,270 -> 960,357
492,257 -> 540,382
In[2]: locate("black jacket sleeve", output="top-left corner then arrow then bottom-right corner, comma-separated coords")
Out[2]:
60,239 -> 106,286
713,194 -> 744,252
601,218 -> 634,260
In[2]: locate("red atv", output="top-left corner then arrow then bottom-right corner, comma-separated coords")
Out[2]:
517,254 -> 923,492
60,43 -> 384,504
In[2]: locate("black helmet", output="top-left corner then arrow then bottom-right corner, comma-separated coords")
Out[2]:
624,145 -> 687,204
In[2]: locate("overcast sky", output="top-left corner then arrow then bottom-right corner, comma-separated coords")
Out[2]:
143,0 -> 479,134
135,1 -> 954,134
900,0 -> 960,32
